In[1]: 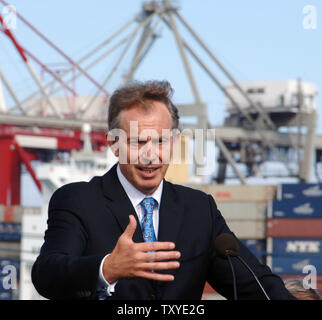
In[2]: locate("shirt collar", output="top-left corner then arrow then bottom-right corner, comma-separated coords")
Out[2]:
116,164 -> 163,208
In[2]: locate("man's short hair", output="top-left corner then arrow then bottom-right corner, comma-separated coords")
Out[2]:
107,80 -> 179,130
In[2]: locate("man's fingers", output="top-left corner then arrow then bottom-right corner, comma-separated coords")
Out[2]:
141,261 -> 180,271
135,241 -> 175,252
122,215 -> 137,240
141,250 -> 181,262
136,270 -> 175,282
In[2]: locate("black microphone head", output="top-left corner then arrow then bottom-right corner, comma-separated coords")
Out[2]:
214,233 -> 239,259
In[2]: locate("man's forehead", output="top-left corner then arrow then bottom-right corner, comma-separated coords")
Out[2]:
129,127 -> 173,138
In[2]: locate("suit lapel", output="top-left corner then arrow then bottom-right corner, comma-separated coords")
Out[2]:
102,165 -> 185,246
158,181 -> 185,245
101,164 -> 144,243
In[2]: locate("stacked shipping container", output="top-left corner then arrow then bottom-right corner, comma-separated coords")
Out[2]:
207,185 -> 276,263
267,183 -> 322,294
0,205 -> 22,300
188,184 -> 276,299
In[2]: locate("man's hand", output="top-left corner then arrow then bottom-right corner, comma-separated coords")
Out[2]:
103,215 -> 181,284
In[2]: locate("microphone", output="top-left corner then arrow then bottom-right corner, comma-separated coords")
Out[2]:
214,233 -> 270,300
214,233 -> 239,300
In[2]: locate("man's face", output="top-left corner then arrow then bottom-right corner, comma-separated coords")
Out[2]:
108,100 -> 175,195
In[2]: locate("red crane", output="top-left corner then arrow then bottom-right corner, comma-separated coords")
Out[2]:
0,5 -> 109,205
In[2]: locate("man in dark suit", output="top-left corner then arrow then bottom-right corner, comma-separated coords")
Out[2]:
32,80 -> 295,300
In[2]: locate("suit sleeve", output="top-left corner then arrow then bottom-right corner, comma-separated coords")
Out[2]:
31,186 -> 105,300
206,195 -> 296,300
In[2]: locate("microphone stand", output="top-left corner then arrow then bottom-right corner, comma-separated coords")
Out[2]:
215,234 -> 270,301
236,255 -> 270,300
226,254 -> 238,300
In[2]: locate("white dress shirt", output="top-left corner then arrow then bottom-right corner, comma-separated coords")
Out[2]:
97,164 -> 163,297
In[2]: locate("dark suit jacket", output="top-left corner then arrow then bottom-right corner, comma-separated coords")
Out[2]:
32,164 -> 295,300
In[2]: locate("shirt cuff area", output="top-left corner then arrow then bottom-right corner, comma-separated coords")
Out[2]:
97,254 -> 118,296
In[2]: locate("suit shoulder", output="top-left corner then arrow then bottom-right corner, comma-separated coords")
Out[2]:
53,175 -> 101,196
49,176 -> 102,209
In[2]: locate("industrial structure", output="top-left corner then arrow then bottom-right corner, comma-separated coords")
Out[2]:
1,1 -> 321,208
0,0 -> 321,299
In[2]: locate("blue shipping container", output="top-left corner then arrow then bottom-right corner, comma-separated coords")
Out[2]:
0,258 -> 20,275
0,274 -> 13,300
278,183 -> 322,200
0,259 -> 19,301
0,223 -> 21,241
271,256 -> 322,274
240,239 -> 266,263
271,238 -> 322,256
272,199 -> 322,218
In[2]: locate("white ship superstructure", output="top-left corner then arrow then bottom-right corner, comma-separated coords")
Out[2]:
225,80 -> 317,114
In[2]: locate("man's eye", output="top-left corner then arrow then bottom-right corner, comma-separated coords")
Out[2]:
129,139 -> 148,146
159,139 -> 169,144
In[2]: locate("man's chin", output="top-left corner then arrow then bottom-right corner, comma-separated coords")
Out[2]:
136,179 -> 161,195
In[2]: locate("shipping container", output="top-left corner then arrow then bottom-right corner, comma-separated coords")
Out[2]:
271,256 -> 322,275
0,206 -> 41,223
277,183 -> 322,201
0,206 -> 22,223
186,184 -> 276,202
216,202 -> 267,221
269,199 -> 322,219
0,260 -> 19,301
240,239 -> 266,263
269,238 -> 322,256
0,242 -> 20,259
0,258 -> 20,301
226,220 -> 265,239
0,258 -> 20,275
0,223 -> 21,241
267,219 -> 322,238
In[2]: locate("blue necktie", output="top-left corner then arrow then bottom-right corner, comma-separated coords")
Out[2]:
140,197 -> 157,242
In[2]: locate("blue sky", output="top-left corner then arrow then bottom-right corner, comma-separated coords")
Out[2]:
1,0 -> 321,205
1,0 -> 321,127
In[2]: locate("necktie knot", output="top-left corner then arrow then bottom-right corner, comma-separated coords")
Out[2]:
141,197 -> 157,214
140,197 -> 157,242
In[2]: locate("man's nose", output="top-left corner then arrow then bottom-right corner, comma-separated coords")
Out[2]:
140,141 -> 158,164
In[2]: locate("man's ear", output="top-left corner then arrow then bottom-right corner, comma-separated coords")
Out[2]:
106,132 -> 119,157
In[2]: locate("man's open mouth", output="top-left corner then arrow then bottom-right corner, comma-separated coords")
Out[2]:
137,167 -> 159,173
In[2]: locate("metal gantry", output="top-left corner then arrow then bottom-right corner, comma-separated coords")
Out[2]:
0,0 -> 321,205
